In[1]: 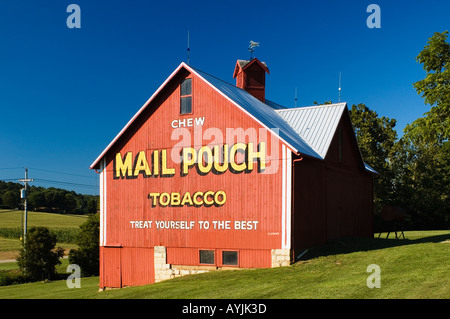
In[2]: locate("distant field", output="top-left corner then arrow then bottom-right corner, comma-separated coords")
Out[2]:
0,209 -> 88,228
0,210 -> 88,260
0,230 -> 448,299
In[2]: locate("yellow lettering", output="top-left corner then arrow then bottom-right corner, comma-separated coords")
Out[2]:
159,192 -> 170,206
198,146 -> 213,174
153,150 -> 159,176
204,191 -> 215,205
181,192 -> 193,206
170,192 -> 181,206
115,152 -> 133,178
148,192 -> 159,206
230,142 -> 247,172
115,142 -> 267,180
193,191 -> 204,206
134,151 -> 152,177
247,142 -> 266,171
214,190 -> 227,206
182,147 -> 196,176
148,190 -> 226,207
161,149 -> 175,176
213,145 -> 228,173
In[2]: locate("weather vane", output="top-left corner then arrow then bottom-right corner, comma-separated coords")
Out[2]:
248,41 -> 260,59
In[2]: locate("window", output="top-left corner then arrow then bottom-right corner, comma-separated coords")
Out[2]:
180,78 -> 192,114
199,250 -> 214,264
222,251 -> 238,266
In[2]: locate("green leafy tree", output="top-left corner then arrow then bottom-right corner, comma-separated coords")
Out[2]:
16,227 -> 64,281
86,198 -> 98,214
68,213 -> 100,276
393,30 -> 450,229
27,190 -> 46,210
412,30 -> 450,141
349,103 -> 398,219
2,190 -> 20,209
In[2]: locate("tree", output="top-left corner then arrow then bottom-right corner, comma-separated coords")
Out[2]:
393,30 -> 450,229
349,103 -> 398,216
64,193 -> 77,214
86,198 -> 98,215
27,190 -> 46,210
16,227 -> 64,281
68,213 -> 100,276
412,30 -> 450,141
2,190 -> 20,209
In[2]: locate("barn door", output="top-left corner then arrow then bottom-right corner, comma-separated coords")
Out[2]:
101,247 -> 122,288
121,247 -> 155,287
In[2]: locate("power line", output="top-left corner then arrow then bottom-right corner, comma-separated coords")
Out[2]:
33,178 -> 97,189
28,167 -> 97,179
1,178 -> 97,189
1,166 -> 96,179
1,166 -> 99,191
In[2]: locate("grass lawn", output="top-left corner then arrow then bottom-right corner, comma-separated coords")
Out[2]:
0,230 -> 448,299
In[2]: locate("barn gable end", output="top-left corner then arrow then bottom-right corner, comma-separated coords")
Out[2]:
91,59 -> 375,289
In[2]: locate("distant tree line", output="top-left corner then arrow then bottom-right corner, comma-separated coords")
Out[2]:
0,181 -> 98,215
348,31 -> 450,231
312,32 -> 449,231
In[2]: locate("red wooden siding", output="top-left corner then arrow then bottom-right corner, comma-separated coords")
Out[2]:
166,247 -> 198,265
239,249 -> 272,268
292,113 -> 373,252
102,69 -> 286,254
100,247 -> 154,288
100,247 -> 121,288
96,62 -> 374,288
121,247 -> 154,287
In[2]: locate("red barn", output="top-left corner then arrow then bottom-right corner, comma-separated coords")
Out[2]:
90,58 -> 375,289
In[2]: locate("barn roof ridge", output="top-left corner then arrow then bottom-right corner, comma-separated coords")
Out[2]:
189,64 -> 321,158
90,62 -> 375,174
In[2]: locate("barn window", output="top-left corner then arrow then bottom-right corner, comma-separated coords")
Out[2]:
180,78 -> 192,114
199,250 -> 214,264
222,251 -> 238,266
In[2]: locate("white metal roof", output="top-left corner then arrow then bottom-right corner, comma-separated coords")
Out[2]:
275,103 -> 347,159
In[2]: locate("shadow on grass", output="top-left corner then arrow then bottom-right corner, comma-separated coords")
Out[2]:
297,232 -> 450,262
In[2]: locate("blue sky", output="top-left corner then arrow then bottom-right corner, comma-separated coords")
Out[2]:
0,0 -> 449,195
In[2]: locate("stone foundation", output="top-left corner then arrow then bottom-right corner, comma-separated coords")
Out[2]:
154,246 -> 226,283
271,248 -> 291,267
153,246 -> 292,283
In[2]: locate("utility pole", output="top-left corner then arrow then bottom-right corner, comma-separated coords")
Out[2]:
18,168 -> 34,246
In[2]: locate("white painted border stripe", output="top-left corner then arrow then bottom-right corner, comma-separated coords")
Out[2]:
281,145 -> 292,249
285,149 -> 292,249
103,158 -> 107,246
99,160 -> 104,247
281,144 -> 286,249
